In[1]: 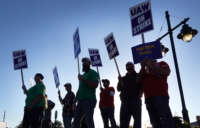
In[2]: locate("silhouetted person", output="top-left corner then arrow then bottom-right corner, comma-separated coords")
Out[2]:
73,57 -> 99,128
42,94 -> 55,128
22,73 -> 46,128
58,83 -> 75,128
99,79 -> 117,128
139,58 -> 174,128
117,62 -> 142,128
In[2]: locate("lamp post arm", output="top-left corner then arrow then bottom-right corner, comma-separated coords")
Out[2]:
157,17 -> 189,41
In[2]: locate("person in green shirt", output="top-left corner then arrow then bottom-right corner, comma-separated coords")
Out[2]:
73,57 -> 99,128
22,73 -> 46,128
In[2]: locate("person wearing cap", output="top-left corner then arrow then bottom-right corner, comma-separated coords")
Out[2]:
117,62 -> 142,128
73,57 -> 99,128
22,73 -> 46,128
99,79 -> 117,128
58,83 -> 75,128
138,58 -> 174,128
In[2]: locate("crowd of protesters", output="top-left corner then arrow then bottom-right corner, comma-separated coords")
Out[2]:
20,57 -> 174,128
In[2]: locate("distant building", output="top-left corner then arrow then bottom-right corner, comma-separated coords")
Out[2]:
0,122 -> 7,128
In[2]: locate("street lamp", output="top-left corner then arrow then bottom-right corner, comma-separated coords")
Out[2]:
157,11 -> 198,127
177,24 -> 198,42
161,43 -> 169,57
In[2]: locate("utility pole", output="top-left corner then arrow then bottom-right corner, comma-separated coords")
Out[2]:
3,111 -> 6,122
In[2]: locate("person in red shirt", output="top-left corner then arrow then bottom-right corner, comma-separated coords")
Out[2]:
139,58 -> 174,128
99,79 -> 117,128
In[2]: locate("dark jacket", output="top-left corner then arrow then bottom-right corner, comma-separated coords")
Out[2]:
117,71 -> 141,101
62,91 -> 75,115
44,100 -> 55,121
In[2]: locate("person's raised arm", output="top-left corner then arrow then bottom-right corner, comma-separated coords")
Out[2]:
117,75 -> 123,91
137,61 -> 146,83
58,90 -> 63,105
22,85 -> 28,95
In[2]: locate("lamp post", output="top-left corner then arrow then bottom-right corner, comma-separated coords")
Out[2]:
165,10 -> 190,127
157,11 -> 198,127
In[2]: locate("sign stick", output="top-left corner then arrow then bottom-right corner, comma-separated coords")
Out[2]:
21,69 -> 25,86
114,57 -> 121,76
142,33 -> 145,44
96,66 -> 102,88
77,56 -> 80,74
114,57 -> 125,88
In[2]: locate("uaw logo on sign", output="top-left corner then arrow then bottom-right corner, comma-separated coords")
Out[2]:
88,48 -> 102,67
130,0 -> 154,36
73,28 -> 81,58
104,33 -> 119,59
13,50 -> 28,70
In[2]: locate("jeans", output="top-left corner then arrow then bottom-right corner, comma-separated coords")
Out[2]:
120,98 -> 141,128
63,113 -> 73,128
22,107 -> 44,128
73,99 -> 97,128
42,119 -> 52,128
100,107 -> 117,128
145,96 -> 174,128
